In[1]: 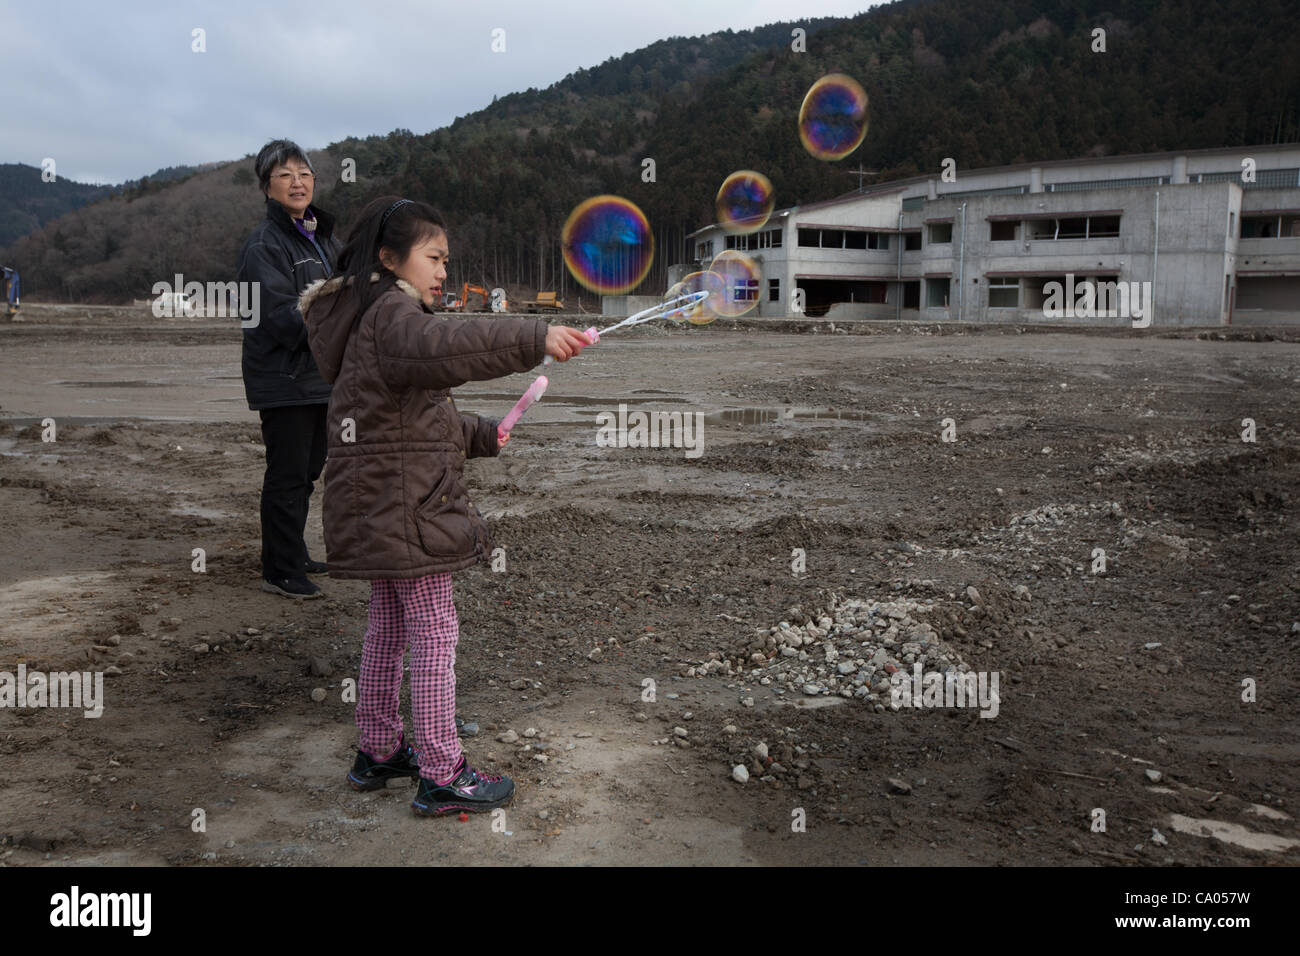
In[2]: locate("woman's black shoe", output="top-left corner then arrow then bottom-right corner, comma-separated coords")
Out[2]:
262,576 -> 322,598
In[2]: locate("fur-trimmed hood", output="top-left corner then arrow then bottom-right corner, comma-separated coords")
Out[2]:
299,271 -> 426,385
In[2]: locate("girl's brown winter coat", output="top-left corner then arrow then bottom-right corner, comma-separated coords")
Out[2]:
300,272 -> 548,579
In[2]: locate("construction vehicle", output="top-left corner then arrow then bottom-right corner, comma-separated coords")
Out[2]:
2,266 -> 19,320
523,291 -> 565,313
454,283 -> 509,313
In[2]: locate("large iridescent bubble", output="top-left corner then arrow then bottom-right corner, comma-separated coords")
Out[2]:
716,170 -> 775,234
798,74 -> 868,161
707,250 -> 762,318
667,272 -> 726,325
561,195 -> 654,295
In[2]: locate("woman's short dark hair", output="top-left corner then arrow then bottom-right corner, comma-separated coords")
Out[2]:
253,139 -> 314,194
336,196 -> 449,314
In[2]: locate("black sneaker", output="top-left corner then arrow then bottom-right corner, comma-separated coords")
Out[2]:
304,558 -> 329,575
262,576 -> 323,599
411,756 -> 515,816
348,735 -> 420,791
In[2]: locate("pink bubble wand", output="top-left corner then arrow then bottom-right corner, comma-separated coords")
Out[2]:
496,374 -> 549,442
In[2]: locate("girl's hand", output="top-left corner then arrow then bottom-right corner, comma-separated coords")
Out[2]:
497,427 -> 510,448
545,326 -> 593,362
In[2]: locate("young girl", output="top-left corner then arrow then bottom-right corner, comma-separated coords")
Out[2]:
300,196 -> 591,816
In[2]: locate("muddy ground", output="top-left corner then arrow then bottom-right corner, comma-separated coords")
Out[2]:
0,305 -> 1297,866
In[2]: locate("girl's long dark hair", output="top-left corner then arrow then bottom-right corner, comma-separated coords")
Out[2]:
335,196 -> 448,314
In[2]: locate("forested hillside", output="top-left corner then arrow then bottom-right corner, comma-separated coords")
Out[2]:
4,0 -> 1297,303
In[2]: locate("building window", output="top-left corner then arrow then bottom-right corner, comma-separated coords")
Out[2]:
697,239 -> 714,259
769,278 -> 780,302
926,277 -> 951,307
1242,214 -> 1300,238
1228,212 -> 1236,237
731,278 -> 759,303
988,277 -> 1020,308
845,231 -> 867,249
990,221 -> 1017,241
904,231 -> 922,250
928,222 -> 953,243
797,228 -> 819,247
867,232 -> 890,250
1088,215 -> 1120,237
1027,215 -> 1121,240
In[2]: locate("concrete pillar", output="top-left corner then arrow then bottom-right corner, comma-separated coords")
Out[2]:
1172,155 -> 1188,184
1029,167 -> 1043,193
927,179 -> 938,200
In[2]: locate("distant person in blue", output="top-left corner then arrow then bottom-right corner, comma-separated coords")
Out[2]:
236,139 -> 341,598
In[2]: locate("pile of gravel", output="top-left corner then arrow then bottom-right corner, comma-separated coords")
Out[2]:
696,595 -> 975,713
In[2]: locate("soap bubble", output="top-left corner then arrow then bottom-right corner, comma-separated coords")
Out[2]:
716,170 -> 775,234
670,272 -> 726,325
561,195 -> 654,294
798,73 -> 868,161
707,250 -> 762,318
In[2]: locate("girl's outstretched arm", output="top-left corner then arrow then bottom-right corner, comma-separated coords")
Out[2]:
374,298 -> 549,391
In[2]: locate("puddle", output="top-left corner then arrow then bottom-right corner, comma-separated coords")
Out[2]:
705,406 -> 873,425
170,501 -> 230,519
57,380 -> 171,388
0,438 -> 59,462
1166,813 -> 1299,853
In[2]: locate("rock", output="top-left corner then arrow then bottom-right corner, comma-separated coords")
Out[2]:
966,586 -> 982,606
106,634 -> 122,646
459,721 -> 479,737
1151,828 -> 1168,846
723,724 -> 738,735
1143,642 -> 1162,650
508,678 -> 528,690
497,730 -> 519,744
741,697 -> 754,708
245,627 -> 260,635
753,742 -> 769,760
887,777 -> 912,795
103,665 -> 123,677
310,687 -> 327,702
523,727 -> 538,738
308,656 -> 333,677
191,643 -> 210,654
682,711 -> 693,721
731,764 -> 750,784
672,726 -> 689,738
1144,768 -> 1163,783
836,661 -> 855,675
635,713 -> 648,722
803,683 -> 821,696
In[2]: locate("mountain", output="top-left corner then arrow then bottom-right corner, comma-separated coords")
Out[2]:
3,0 -> 1297,303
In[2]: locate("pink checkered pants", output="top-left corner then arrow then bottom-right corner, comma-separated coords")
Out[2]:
355,573 -> 462,783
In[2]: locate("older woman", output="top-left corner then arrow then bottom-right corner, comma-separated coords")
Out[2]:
236,139 -> 341,598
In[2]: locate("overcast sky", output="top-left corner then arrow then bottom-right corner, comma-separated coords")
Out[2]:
2,0 -> 879,185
